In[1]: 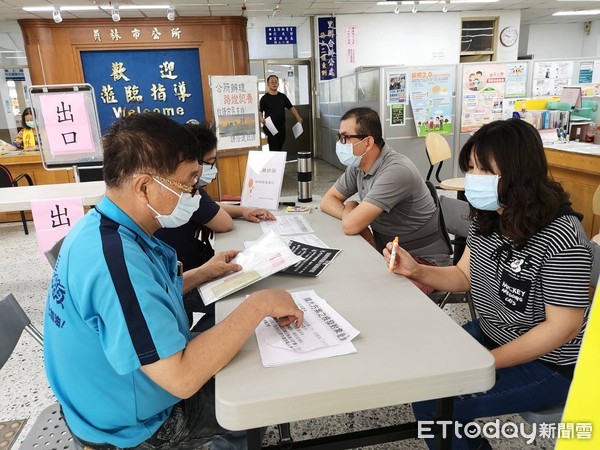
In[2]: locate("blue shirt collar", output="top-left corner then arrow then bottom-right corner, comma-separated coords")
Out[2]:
94,196 -> 162,251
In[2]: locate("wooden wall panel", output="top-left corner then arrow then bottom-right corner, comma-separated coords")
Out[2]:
217,153 -> 249,198
18,17 -> 251,200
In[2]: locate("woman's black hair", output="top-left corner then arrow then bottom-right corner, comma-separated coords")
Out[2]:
458,118 -> 569,247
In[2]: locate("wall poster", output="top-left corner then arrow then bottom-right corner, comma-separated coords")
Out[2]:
387,73 -> 407,105
532,61 -> 573,97
409,67 -> 454,137
210,75 -> 260,151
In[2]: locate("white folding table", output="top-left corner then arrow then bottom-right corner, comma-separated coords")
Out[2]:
214,204 -> 495,449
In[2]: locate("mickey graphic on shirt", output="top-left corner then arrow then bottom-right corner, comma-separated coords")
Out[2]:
499,256 -> 531,313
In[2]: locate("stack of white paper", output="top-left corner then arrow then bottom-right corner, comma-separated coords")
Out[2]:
255,290 -> 359,367
199,230 -> 303,305
259,215 -> 314,235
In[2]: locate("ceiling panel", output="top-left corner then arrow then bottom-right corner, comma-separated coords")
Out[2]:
0,0 -> 597,24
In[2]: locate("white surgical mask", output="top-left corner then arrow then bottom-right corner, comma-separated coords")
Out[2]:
199,165 -> 218,186
335,138 -> 368,168
147,178 -> 201,228
464,173 -> 501,211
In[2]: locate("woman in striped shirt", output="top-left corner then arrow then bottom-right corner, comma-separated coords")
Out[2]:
386,118 -> 592,450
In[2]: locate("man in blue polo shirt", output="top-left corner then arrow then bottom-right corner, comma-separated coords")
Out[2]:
44,112 -> 303,449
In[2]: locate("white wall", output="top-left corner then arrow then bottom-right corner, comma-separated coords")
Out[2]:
582,20 -> 600,57
314,9 -> 520,79
527,23 -> 589,59
316,13 -> 462,78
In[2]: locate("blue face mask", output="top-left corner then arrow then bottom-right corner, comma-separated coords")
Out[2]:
199,165 -> 218,186
25,120 -> 35,128
464,173 -> 501,211
335,138 -> 367,168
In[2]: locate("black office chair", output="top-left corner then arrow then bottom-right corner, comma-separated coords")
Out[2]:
423,180 -> 453,259
433,194 -> 477,320
44,236 -> 66,269
0,293 -> 76,449
77,167 -> 104,182
0,164 -> 33,235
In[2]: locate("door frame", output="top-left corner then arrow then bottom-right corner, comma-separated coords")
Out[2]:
263,58 -> 315,159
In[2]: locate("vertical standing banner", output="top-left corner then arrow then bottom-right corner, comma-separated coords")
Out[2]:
318,17 -> 337,80
210,75 -> 260,151
31,198 -> 85,261
241,150 -> 287,210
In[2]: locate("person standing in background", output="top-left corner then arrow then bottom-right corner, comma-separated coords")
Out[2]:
259,75 -> 302,151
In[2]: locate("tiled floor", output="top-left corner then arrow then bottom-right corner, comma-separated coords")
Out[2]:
0,159 -> 554,449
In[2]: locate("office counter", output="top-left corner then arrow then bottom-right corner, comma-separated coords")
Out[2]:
544,142 -> 600,238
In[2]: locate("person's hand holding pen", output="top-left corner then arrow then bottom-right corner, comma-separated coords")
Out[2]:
383,239 -> 419,277
243,207 -> 276,223
388,237 -> 399,273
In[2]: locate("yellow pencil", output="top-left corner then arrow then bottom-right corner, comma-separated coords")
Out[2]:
388,236 -> 399,273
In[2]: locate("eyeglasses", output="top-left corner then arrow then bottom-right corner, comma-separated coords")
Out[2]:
152,175 -> 200,197
336,133 -> 368,145
201,159 -> 217,169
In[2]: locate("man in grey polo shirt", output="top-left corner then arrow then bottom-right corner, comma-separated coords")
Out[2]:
321,107 -> 450,266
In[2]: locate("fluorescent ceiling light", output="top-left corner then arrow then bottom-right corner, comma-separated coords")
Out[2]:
117,4 -> 171,9
377,1 -> 438,4
553,9 -> 600,15
60,6 -> 100,11
22,6 -> 56,12
451,0 -> 499,3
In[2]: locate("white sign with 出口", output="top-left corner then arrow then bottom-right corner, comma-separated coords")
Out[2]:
241,150 -> 286,211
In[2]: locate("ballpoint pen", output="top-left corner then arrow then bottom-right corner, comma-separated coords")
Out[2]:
388,236 -> 399,274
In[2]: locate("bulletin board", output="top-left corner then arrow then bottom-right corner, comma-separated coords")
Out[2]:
29,84 -> 104,170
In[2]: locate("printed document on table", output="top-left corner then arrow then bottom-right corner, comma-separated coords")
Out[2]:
292,122 -> 303,139
260,215 -> 314,235
281,241 -> 341,277
255,290 -> 360,367
285,234 -> 330,248
264,116 -> 278,135
199,230 -> 303,305
243,233 -> 330,250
